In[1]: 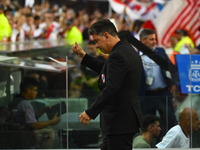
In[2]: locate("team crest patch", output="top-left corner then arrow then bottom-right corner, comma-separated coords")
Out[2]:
102,74 -> 105,83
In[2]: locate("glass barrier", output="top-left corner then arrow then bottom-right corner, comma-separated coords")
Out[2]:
0,40 -> 200,149
0,66 -> 68,148
66,53 -> 200,149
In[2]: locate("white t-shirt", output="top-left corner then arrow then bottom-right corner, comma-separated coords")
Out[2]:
39,22 -> 60,40
156,125 -> 189,148
21,23 -> 35,40
33,27 -> 43,38
11,28 -> 25,42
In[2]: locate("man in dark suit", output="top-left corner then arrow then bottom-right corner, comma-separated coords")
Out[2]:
139,29 -> 177,140
72,19 -> 143,150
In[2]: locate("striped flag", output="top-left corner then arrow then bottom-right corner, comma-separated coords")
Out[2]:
153,0 -> 200,47
108,0 -> 163,20
109,0 -> 145,20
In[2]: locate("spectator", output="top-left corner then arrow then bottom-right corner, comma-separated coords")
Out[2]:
41,0 -> 50,14
58,4 -> 67,15
131,19 -> 145,40
185,43 -> 200,54
13,5 -> 23,18
156,107 -> 200,148
33,15 -> 45,40
80,41 -> 106,106
133,115 -> 161,148
82,17 -> 97,41
90,9 -> 102,20
111,10 -> 120,28
4,6 -> 12,18
21,14 -> 35,40
66,8 -> 75,20
78,8 -> 87,28
117,7 -> 133,33
170,36 -> 178,49
0,0 -> 9,9
139,29 -> 177,140
27,71 -> 49,98
40,10 -> 60,40
165,36 -> 178,57
174,29 -> 194,53
32,3 -> 42,16
0,2 -> 12,42
64,18 -> 83,45
21,6 -> 32,15
169,29 -> 195,64
14,15 -> 26,42
52,4 -> 59,16
10,76 -> 60,148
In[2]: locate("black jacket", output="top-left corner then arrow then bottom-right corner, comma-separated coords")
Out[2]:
81,39 -> 143,135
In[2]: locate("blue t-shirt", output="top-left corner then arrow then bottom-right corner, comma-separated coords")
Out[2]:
17,100 -> 37,124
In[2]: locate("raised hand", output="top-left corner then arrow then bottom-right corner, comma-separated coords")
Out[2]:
71,42 -> 86,58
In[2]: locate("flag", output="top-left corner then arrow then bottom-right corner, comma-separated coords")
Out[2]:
141,2 -> 163,20
153,0 -> 200,47
108,0 -> 163,20
109,0 -> 146,20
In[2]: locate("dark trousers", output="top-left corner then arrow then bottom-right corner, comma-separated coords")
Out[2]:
101,133 -> 135,150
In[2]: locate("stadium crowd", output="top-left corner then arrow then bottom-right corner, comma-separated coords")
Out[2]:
0,0 -> 111,43
0,0 -> 199,53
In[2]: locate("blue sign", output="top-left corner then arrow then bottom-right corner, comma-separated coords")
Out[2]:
176,55 -> 200,94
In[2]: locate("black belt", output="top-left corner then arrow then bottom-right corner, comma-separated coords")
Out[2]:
146,87 -> 168,93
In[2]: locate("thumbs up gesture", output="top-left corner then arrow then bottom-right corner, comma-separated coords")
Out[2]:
72,42 -> 86,58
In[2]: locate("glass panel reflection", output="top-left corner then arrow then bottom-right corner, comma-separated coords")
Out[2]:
0,41 -> 200,149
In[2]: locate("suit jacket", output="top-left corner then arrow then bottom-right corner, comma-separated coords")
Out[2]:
154,47 -> 177,88
140,47 -> 177,95
81,39 -> 143,135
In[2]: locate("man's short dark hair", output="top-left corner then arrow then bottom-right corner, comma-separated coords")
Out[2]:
176,29 -> 188,36
20,77 -> 39,93
142,115 -> 160,132
66,18 -> 73,25
34,15 -> 40,21
139,28 -> 156,40
4,7 -> 12,14
88,19 -> 118,37
133,19 -> 145,32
